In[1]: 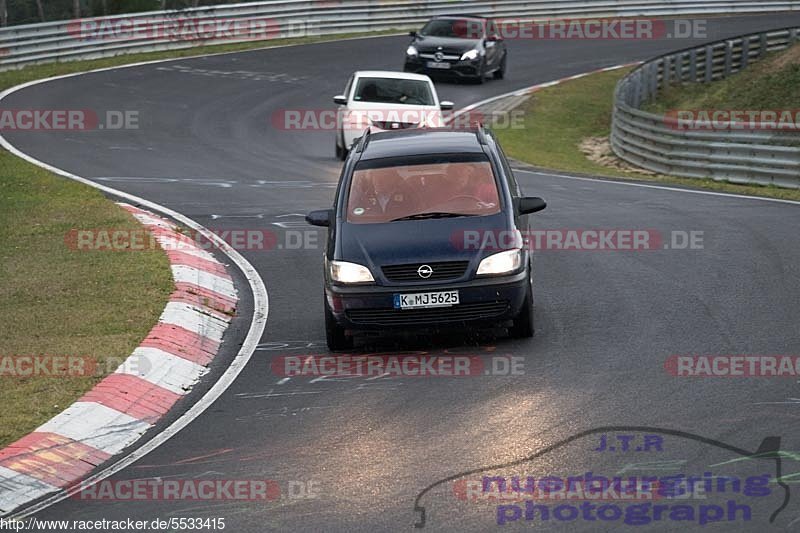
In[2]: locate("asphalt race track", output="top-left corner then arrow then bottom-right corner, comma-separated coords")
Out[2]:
4,12 -> 800,531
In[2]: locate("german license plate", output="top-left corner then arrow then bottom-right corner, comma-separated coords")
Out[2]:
426,61 -> 451,69
394,291 -> 459,310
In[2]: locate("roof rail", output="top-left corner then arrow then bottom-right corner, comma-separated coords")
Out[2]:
436,13 -> 487,19
355,128 -> 371,153
475,124 -> 488,145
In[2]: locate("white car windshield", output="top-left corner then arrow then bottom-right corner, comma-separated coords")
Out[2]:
353,78 -> 435,106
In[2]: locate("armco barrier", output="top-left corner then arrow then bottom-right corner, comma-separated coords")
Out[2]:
1,1 -> 800,70
611,26 -> 800,188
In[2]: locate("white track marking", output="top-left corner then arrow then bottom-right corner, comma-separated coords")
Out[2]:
516,169 -> 800,206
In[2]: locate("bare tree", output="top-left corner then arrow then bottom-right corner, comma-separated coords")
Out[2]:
0,0 -> 6,27
73,0 -> 81,19
36,0 -> 45,22
101,0 -> 108,16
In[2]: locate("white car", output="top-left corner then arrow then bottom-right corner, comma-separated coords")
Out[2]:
332,70 -> 453,160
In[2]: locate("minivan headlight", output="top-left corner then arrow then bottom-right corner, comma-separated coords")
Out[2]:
460,49 -> 480,61
476,249 -> 522,276
329,260 -> 374,284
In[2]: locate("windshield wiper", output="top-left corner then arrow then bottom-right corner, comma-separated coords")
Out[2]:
389,212 -> 474,222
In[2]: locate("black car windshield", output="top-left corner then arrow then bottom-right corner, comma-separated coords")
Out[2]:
353,77 -> 435,106
420,18 -> 484,39
347,155 -> 500,224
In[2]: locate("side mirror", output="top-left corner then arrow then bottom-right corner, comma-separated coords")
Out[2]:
439,100 -> 454,111
333,95 -> 347,105
517,197 -> 546,215
306,209 -> 333,227
408,30 -> 417,37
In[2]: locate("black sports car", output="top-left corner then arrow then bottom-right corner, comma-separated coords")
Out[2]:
403,14 -> 508,83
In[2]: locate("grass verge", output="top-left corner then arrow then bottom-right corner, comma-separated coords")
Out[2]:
643,43 -> 800,112
493,67 -> 800,202
0,151 -> 174,447
0,29 -> 402,449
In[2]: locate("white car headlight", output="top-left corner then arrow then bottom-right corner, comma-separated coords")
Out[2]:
406,45 -> 418,57
329,260 -> 374,284
476,249 -> 522,276
460,49 -> 480,61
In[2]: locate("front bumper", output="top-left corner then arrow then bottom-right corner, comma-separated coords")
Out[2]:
404,56 -> 482,79
326,269 -> 529,331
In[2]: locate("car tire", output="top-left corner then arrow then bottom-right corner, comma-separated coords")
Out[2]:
325,298 -> 353,351
509,269 -> 534,338
473,59 -> 486,84
335,131 -> 348,161
493,53 -> 506,80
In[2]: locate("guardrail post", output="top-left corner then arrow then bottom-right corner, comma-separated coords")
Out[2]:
704,45 -> 714,82
689,49 -> 697,81
758,32 -> 768,57
649,62 -> 658,98
790,28 -> 799,45
634,70 -> 643,108
740,37 -> 750,70
723,41 -> 732,76
662,56 -> 671,86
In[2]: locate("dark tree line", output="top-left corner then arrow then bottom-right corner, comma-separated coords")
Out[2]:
1,0 -> 251,26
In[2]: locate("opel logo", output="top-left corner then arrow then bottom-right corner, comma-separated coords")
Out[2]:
417,264 -> 433,278
434,52 -> 444,62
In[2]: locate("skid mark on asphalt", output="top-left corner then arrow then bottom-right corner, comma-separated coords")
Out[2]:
155,64 -> 307,83
95,176 -> 337,189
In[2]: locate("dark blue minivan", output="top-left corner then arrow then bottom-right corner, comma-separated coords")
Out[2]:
306,127 -> 546,350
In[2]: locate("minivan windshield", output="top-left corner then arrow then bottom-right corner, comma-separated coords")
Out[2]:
353,77 -> 435,106
347,155 -> 500,224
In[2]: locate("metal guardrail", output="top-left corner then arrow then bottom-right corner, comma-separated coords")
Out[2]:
1,1 -> 799,70
611,26 -> 800,188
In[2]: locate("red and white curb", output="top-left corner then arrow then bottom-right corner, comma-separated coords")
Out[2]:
0,203 -> 238,514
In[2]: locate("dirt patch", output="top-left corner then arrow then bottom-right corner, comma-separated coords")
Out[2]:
759,42 -> 800,74
579,136 -> 657,175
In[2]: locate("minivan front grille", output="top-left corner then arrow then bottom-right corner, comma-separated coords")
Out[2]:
382,261 -> 469,282
346,301 -> 509,326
